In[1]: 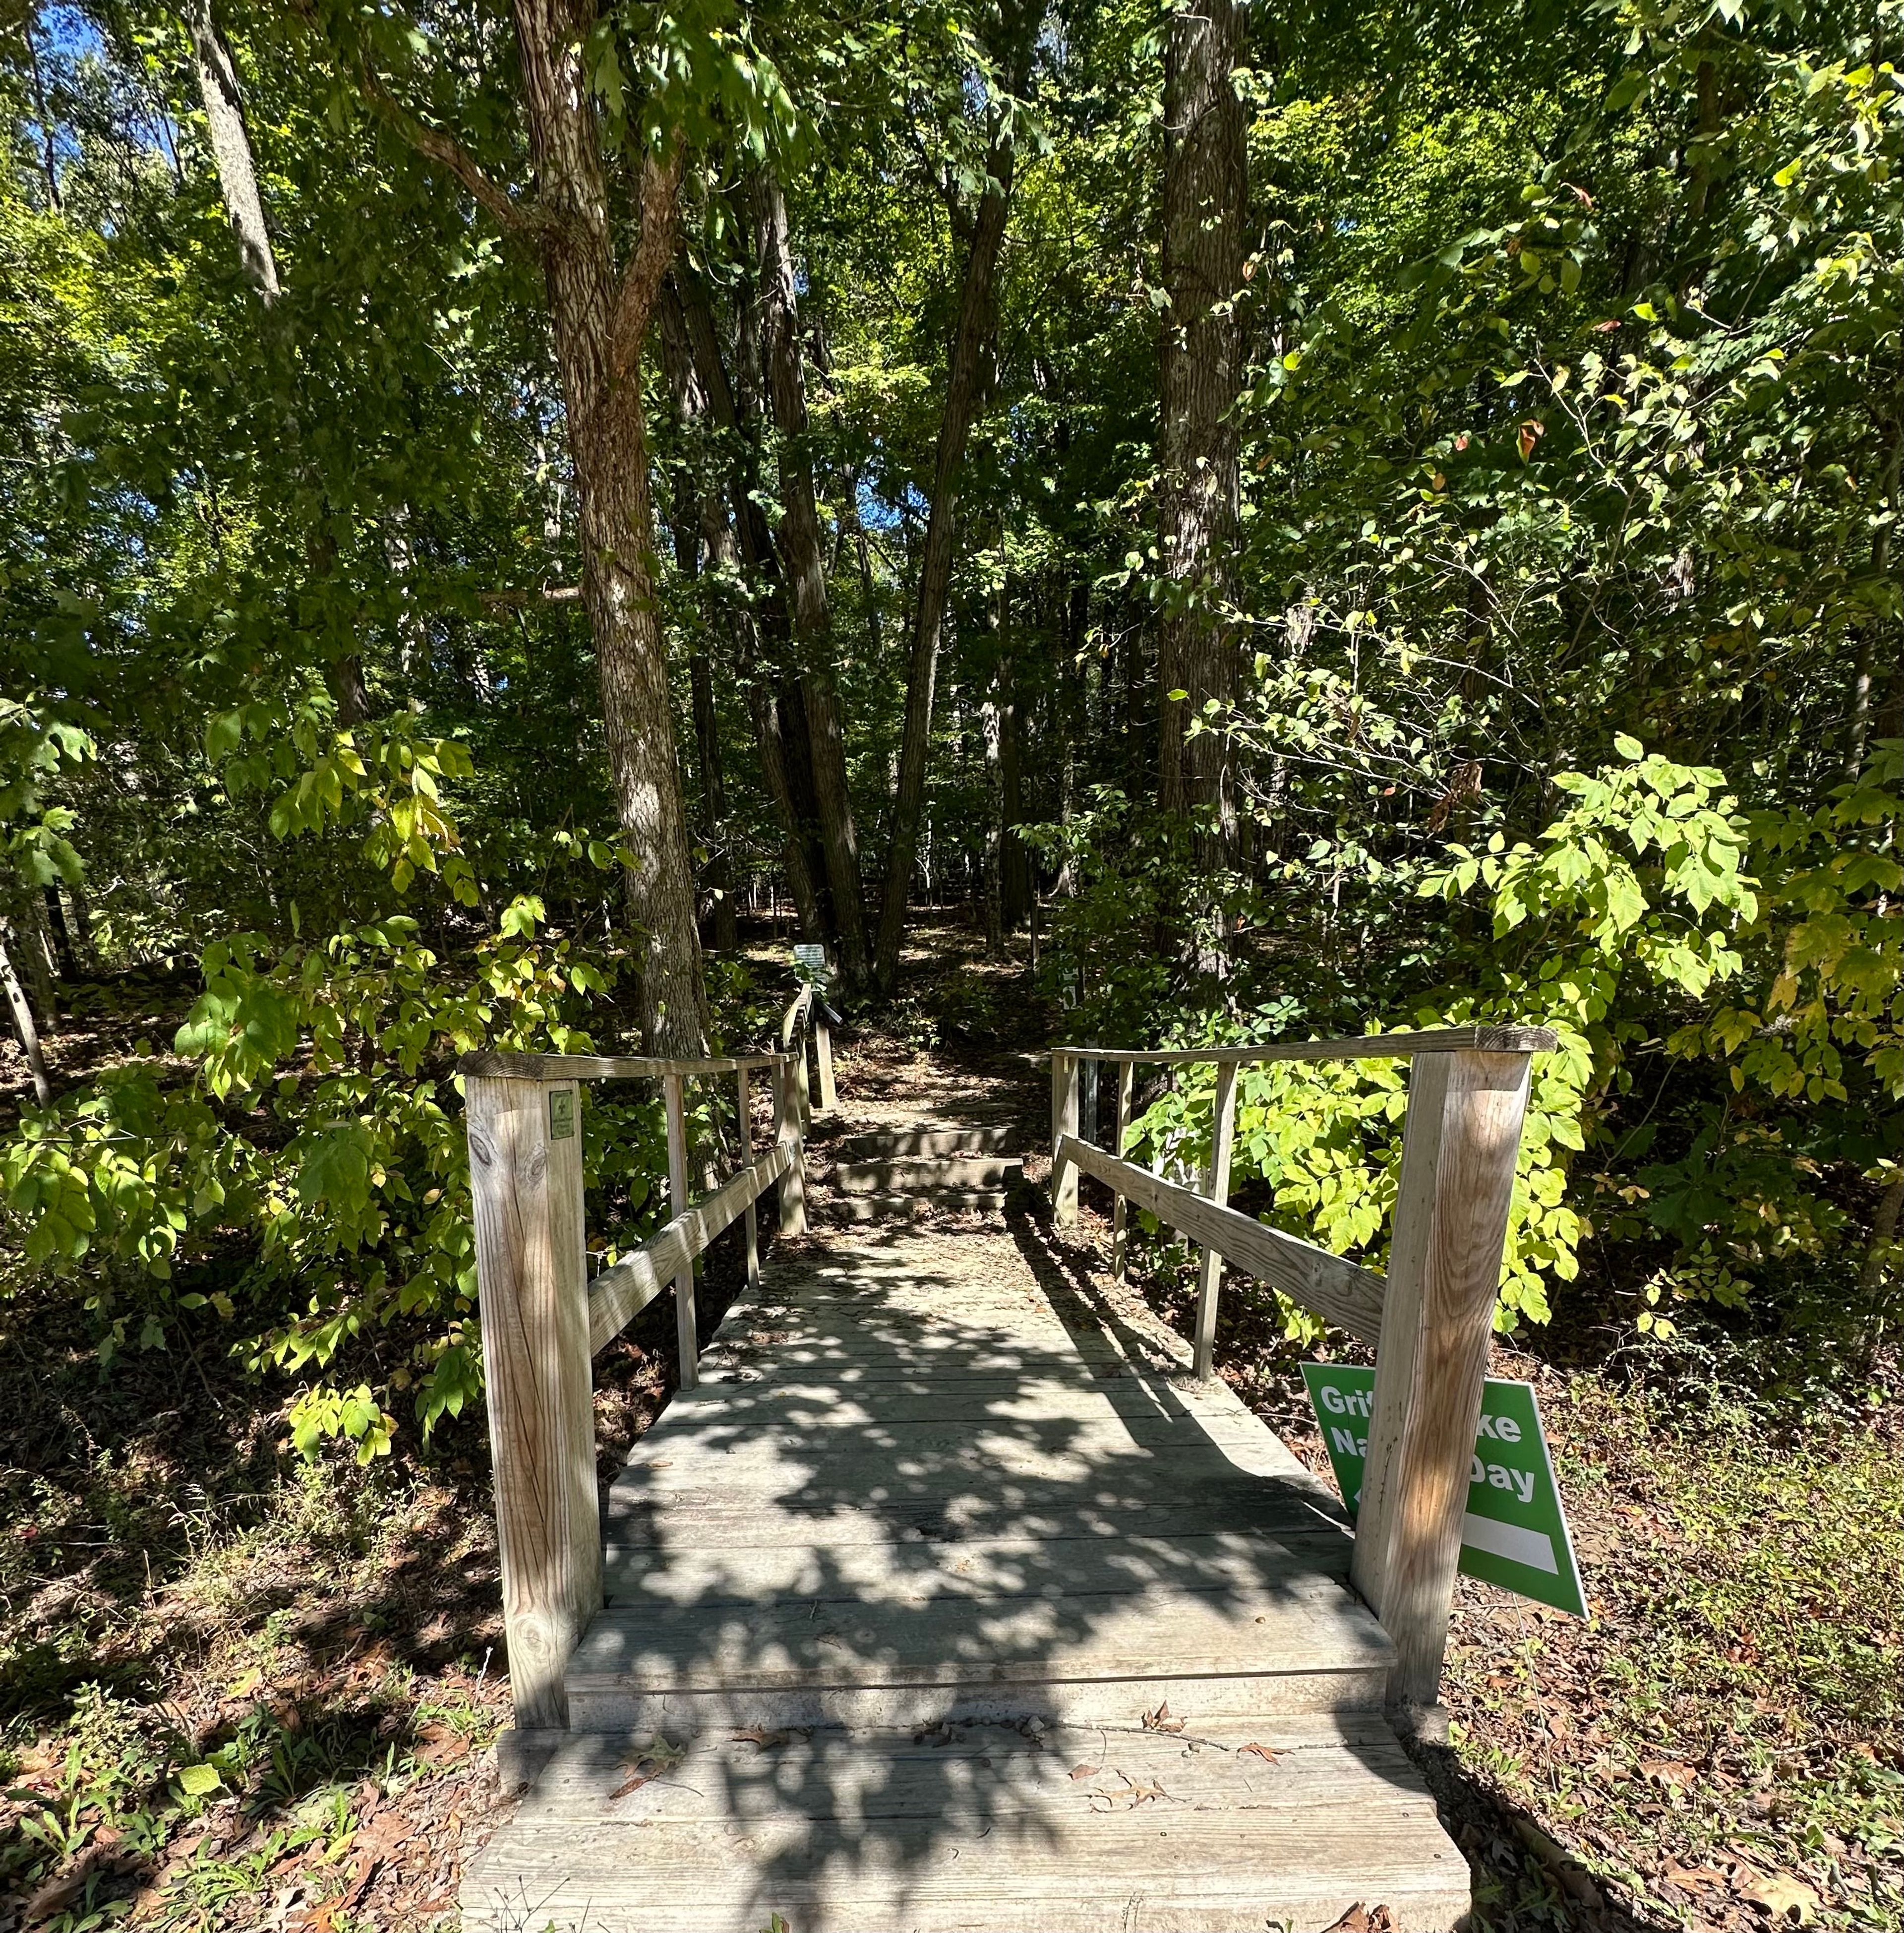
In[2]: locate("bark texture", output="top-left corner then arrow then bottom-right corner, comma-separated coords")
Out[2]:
873,88 -> 1024,993
183,0 -> 280,301
511,0 -> 706,1053
1158,0 -> 1248,866
752,170 -> 870,986
671,264 -> 830,947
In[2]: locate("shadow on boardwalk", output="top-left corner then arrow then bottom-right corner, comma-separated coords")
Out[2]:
468,1190 -> 1476,1931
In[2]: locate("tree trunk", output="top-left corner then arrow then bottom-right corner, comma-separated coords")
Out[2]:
0,921 -> 51,1105
511,0 -> 706,1055
672,263 -> 832,949
656,281 -> 738,951
183,0 -> 280,301
1158,0 -> 1247,879
750,169 -> 869,987
873,103 -> 1022,994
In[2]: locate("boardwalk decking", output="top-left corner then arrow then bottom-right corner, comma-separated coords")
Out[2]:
463,1181 -> 1470,1932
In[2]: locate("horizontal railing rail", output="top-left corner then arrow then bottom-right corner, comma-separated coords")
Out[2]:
779,983 -> 836,1114
1048,1026 -> 1556,1719
460,1043 -> 806,1734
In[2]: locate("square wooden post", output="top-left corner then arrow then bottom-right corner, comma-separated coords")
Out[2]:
814,1012 -> 836,1111
736,1064 -> 759,1290
1112,1061 -> 1134,1283
776,1054 -> 807,1236
466,1074 -> 600,1733
1051,1052 -> 1080,1225
662,1072 -> 698,1391
1351,1048 -> 1534,1713
1192,1060 -> 1239,1383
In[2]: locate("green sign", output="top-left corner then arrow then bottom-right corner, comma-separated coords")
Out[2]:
1300,1362 -> 1585,1618
548,1087 -> 576,1142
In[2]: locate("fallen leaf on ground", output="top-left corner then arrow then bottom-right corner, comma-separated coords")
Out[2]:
1239,1742 -> 1282,1763
1069,1762 -> 1099,1780
732,1726 -> 807,1750
1327,1905 -> 1394,1932
1141,1701 -> 1185,1733
1740,1872 -> 1822,1923
1640,1757 -> 1699,1789
1664,1865 -> 1731,1891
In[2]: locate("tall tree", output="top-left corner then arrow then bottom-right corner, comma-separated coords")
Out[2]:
366,0 -> 711,1051
873,33 -> 1031,994
752,167 -> 871,987
182,0 -> 279,300
1156,0 -> 1248,874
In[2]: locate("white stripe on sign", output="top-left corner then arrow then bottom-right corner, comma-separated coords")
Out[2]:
1463,1512 -> 1559,1575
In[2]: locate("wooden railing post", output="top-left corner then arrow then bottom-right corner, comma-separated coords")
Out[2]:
814,1008 -> 836,1111
736,1064 -> 759,1290
1051,1052 -> 1080,1224
662,1072 -> 698,1391
776,1054 -> 808,1236
1351,1048 -> 1534,1714
1192,1061 -> 1239,1382
1112,1061 -> 1134,1283
466,1073 -> 600,1732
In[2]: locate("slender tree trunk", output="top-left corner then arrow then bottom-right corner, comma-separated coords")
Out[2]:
0,922 -> 51,1105
657,282 -> 738,951
182,0 -> 280,301
1158,0 -> 1247,877
673,263 -> 831,948
750,170 -> 869,987
511,0 -> 706,1053
873,101 -> 1023,993
43,887 -> 77,979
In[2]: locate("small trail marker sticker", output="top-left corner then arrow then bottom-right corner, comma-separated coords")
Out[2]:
548,1087 -> 576,1141
1300,1362 -> 1586,1617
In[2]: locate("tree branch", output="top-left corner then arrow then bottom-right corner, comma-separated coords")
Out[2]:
357,56 -> 547,241
610,137 -> 687,390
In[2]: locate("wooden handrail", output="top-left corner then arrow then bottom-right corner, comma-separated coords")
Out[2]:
777,984 -> 836,1113
465,1044 -> 808,1732
459,1049 -> 786,1080
1048,1025 -> 1558,1065
1056,1134 -> 1386,1344
587,1139 -> 796,1353
1051,1030 -> 1546,1719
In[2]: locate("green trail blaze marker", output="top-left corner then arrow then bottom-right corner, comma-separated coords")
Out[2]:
1300,1362 -> 1586,1618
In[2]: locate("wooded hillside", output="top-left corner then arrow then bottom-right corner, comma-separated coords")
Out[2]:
1,0 -> 1899,1454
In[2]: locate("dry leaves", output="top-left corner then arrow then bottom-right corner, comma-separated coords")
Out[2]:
1140,1700 -> 1185,1733
732,1726 -> 811,1751
610,1734 -> 688,1797
1327,1904 -> 1394,1932
1740,1870 -> 1822,1924
1238,1742 -> 1282,1764
1069,1762 -> 1099,1781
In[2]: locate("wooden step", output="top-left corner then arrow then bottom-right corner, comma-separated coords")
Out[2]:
832,1155 -> 1024,1193
462,1717 -> 1471,1932
823,1190 -> 1011,1223
838,1122 -> 1018,1157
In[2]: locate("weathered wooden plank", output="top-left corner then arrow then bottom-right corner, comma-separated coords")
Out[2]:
1352,1048 -> 1532,1711
568,1574 -> 1393,1696
1050,1052 -> 1079,1224
466,1074 -> 600,1730
735,1064 -> 759,1291
464,1726 -> 1471,1933
1059,1025 -> 1556,1065
1193,1061 -> 1239,1382
459,1049 -> 784,1081
600,1526 -> 1342,1609
777,1053 -> 807,1235
1112,1061 -> 1133,1282
1058,1135 -> 1387,1344
585,1142 -> 793,1354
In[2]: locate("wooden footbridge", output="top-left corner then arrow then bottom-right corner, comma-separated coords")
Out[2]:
457,1014 -> 1553,1931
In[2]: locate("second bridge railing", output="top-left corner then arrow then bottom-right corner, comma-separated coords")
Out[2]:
1048,1024 -> 1556,1717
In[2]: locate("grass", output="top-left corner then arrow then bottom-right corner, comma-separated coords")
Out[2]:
1439,1369 -> 1903,1933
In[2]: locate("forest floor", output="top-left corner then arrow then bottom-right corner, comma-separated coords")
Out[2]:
0,921 -> 1899,1933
